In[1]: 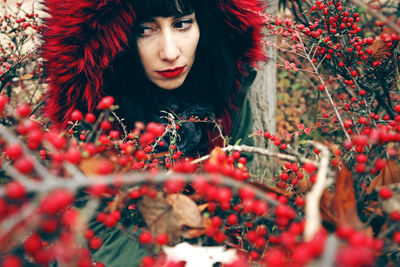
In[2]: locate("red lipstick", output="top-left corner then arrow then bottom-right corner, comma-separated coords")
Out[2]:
157,66 -> 185,78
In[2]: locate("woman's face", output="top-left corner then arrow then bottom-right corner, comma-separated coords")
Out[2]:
136,12 -> 200,90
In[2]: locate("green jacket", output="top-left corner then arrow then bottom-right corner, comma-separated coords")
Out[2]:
91,90 -> 255,266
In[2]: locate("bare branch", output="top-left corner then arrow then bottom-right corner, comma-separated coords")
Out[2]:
304,142 -> 330,241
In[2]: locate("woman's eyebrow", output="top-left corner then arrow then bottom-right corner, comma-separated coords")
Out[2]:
138,12 -> 194,23
173,11 -> 194,19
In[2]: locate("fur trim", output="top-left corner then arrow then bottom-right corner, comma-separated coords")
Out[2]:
41,0 -> 266,129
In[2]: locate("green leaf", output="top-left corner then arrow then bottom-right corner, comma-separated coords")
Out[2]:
234,138 -> 242,146
279,71 -> 288,79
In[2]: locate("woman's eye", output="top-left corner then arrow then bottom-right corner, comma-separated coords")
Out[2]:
174,19 -> 193,31
137,26 -> 156,37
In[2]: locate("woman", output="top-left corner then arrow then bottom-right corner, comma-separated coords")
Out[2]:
42,0 -> 265,157
41,0 -> 265,265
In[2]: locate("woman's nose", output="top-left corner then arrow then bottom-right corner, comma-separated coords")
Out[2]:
159,32 -> 180,62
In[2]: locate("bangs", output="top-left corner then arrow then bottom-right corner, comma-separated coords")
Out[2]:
132,0 -> 196,22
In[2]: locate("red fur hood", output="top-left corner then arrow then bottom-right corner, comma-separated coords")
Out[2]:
41,0 -> 266,129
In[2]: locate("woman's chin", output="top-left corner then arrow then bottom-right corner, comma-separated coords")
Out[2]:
152,77 -> 186,91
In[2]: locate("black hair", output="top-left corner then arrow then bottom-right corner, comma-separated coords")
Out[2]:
103,0 -> 237,129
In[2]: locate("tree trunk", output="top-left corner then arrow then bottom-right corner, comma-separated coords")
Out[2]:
248,0 -> 278,178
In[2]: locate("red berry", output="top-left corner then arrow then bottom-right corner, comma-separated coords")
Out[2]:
103,215 -> 117,228
358,117 -> 367,124
253,200 -> 269,216
97,160 -> 114,175
129,189 -> 141,199
238,187 -> 255,200
0,95 -> 9,113
296,196 -> 305,206
5,181 -> 26,199
264,248 -> 285,267
156,233 -> 168,245
232,151 -> 241,159
14,156 -> 34,174
97,96 -> 115,110
355,163 -> 366,173
250,251 -> 259,260
303,162 -> 317,173
214,232 -> 226,243
135,150 -> 147,161
65,148 -> 81,164
146,122 -> 164,137
163,178 -> 185,194
211,216 -> 223,227
217,187 -> 232,203
2,255 -> 22,267
16,103 -> 31,117
23,233 -> 42,255
379,187 -> 392,199
45,132 -> 67,149
141,256 -> 156,267
393,232 -> 400,243
238,157 -> 247,165
40,218 -> 58,233
100,120 -> 112,131
89,237 -> 103,250
5,143 -> 23,160
84,229 -> 94,240
85,113 -> 96,123
344,120 -> 353,128
139,231 -> 153,244
40,189 -> 74,215
336,225 -> 354,240
227,214 -> 238,225
109,130 -> 120,139
280,172 -> 289,181
374,158 -> 386,170
391,210 -> 400,221
70,109 -> 83,121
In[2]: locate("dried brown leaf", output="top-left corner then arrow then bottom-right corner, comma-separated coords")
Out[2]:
138,193 -> 205,242
370,28 -> 395,60
319,166 -> 364,229
367,160 -> 400,194
208,147 -> 224,165
79,156 -> 104,176
319,189 -> 336,225
297,177 -> 311,194
333,165 -> 363,228
20,73 -> 34,80
248,182 -> 294,197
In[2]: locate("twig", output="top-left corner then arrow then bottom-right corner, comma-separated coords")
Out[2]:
0,124 -> 54,181
190,144 -> 318,165
312,234 -> 339,267
351,0 -> 400,34
304,142 -> 330,241
296,32 -> 352,143
111,110 -> 128,141
0,202 -> 37,235
86,111 -> 105,142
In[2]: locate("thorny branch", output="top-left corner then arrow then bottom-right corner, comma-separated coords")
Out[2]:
296,32 -> 352,143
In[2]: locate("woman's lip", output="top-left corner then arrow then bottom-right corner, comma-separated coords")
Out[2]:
156,66 -> 185,78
